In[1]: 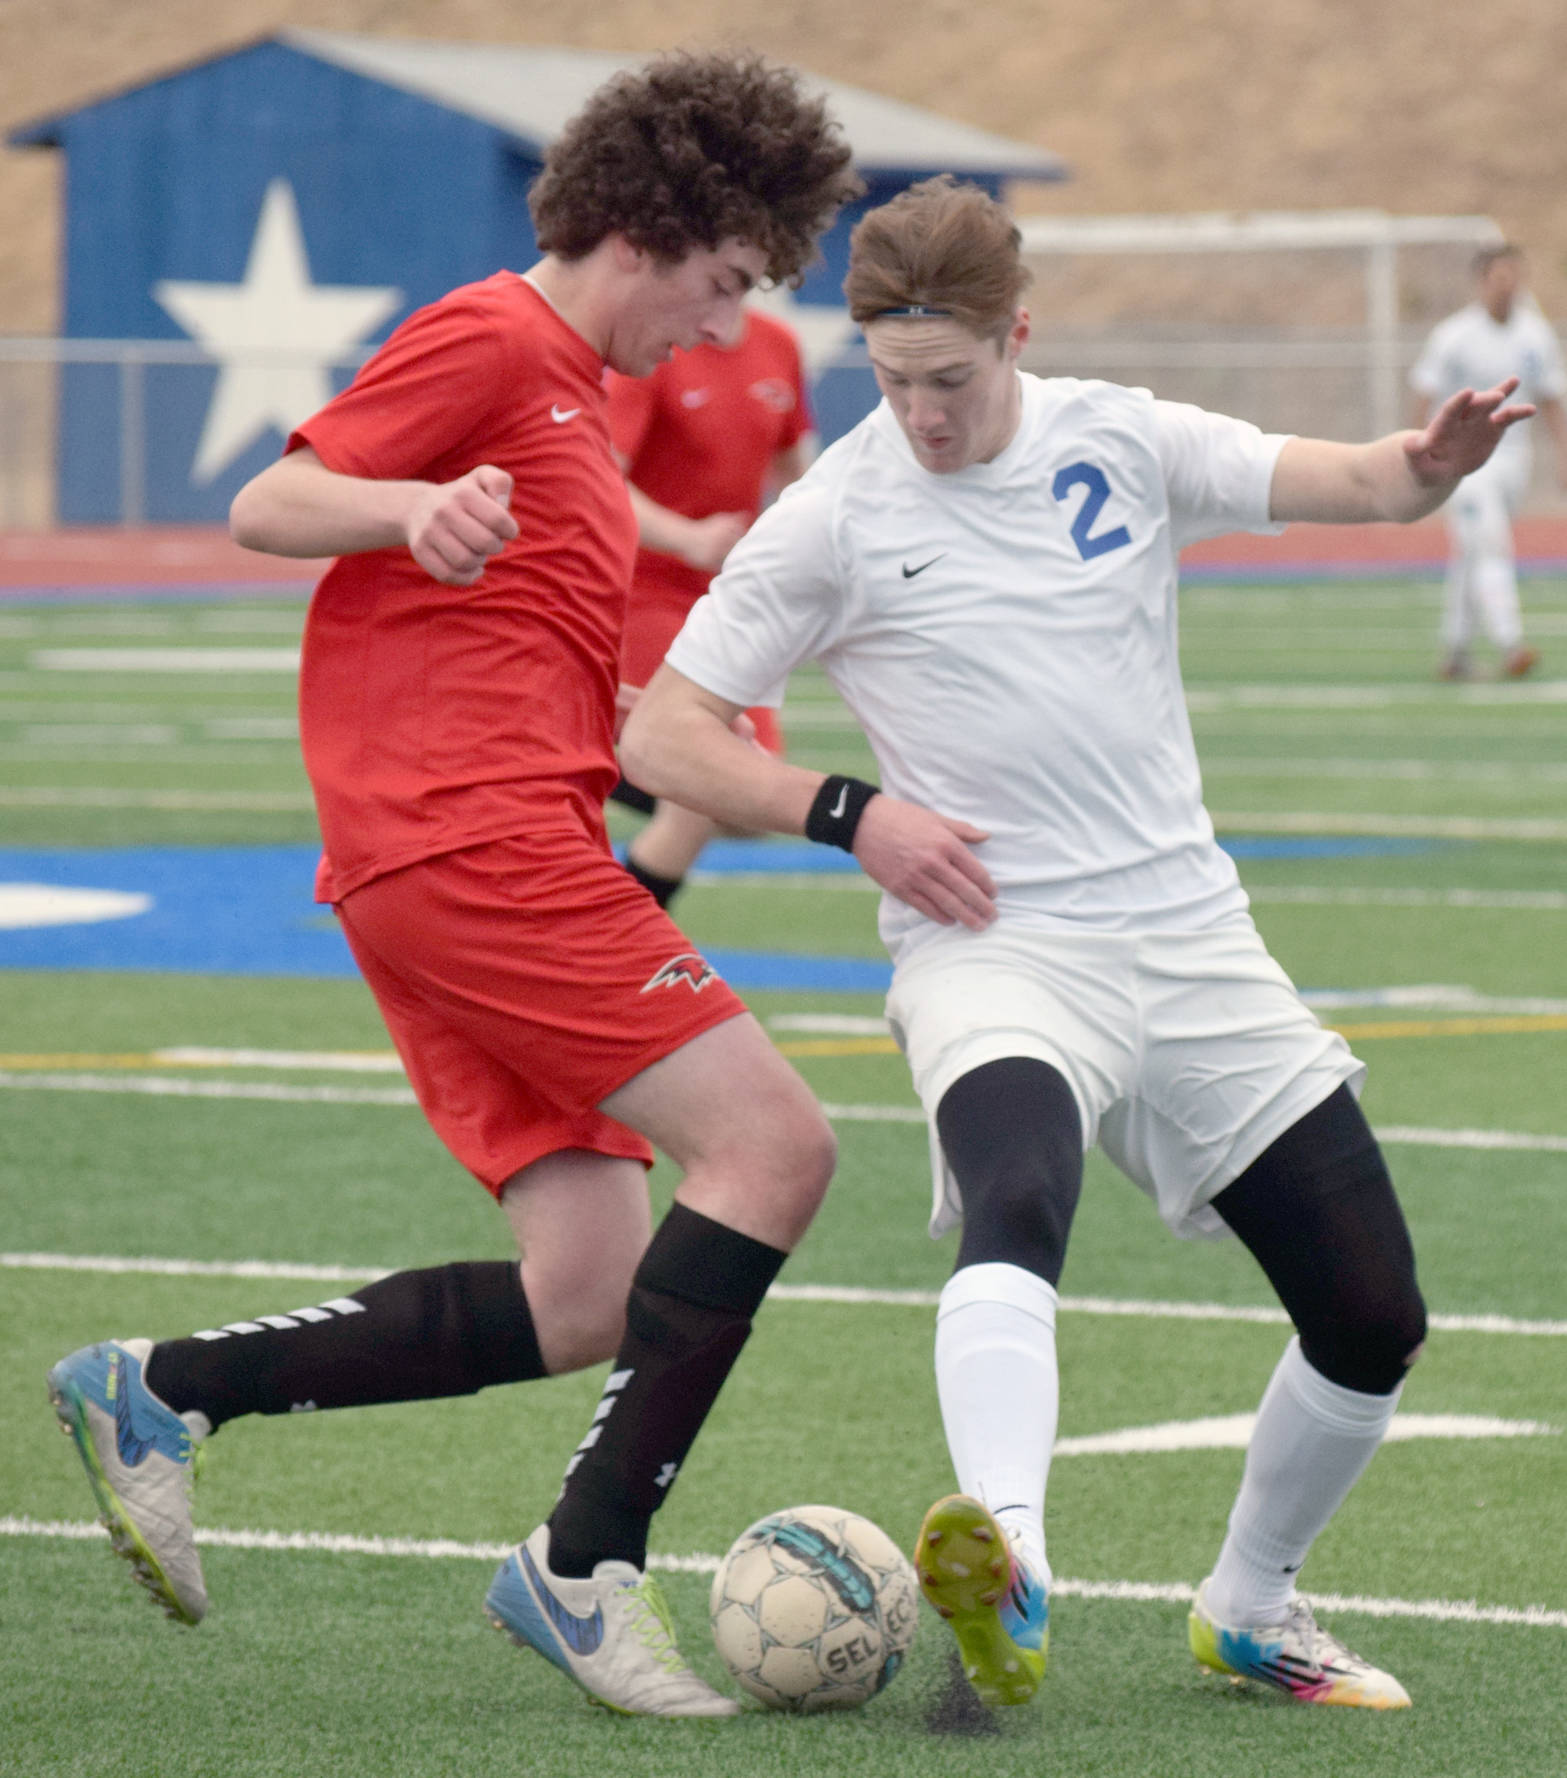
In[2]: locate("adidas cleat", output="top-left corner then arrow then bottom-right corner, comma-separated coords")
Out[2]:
914,1494 -> 1048,1707
47,1338 -> 207,1624
1189,1578 -> 1411,1709
486,1524 -> 740,1717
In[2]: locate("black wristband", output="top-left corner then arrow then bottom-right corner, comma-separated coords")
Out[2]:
804,774 -> 879,852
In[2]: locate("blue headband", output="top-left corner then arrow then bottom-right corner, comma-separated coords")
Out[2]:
872,304 -> 950,318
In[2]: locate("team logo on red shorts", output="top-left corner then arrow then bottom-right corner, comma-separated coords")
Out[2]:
641,952 -> 719,994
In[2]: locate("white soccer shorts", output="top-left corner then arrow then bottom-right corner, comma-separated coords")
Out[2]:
884,918 -> 1364,1242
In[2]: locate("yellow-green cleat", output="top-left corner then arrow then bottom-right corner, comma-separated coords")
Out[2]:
1189,1579 -> 1411,1709
914,1494 -> 1048,1707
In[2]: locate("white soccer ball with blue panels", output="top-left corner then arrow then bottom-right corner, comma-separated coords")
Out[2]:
709,1503 -> 919,1710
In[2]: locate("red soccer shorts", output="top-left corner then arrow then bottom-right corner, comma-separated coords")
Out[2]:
336,829 -> 747,1195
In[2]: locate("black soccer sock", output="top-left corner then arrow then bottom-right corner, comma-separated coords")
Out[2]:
546,1202 -> 787,1577
624,851 -> 685,909
607,774 -> 657,816
144,1261 -> 546,1431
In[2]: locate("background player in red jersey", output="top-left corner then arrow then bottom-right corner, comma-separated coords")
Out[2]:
608,305 -> 813,906
46,51 -> 859,1719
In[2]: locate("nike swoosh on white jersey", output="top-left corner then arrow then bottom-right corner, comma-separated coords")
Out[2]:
550,404 -> 581,424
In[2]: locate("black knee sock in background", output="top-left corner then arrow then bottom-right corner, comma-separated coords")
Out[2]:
625,852 -> 684,908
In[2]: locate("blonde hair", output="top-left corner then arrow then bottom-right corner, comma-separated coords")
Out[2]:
844,176 -> 1032,340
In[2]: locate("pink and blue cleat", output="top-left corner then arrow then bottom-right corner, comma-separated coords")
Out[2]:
1189,1578 -> 1411,1708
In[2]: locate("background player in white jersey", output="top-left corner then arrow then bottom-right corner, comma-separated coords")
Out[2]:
620,177 -> 1535,1715
1410,243 -> 1567,679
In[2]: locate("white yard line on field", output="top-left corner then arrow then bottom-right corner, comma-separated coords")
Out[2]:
29,648 -> 302,673
688,877 -> 1567,907
1186,681 -> 1567,710
1202,756 -> 1567,782
1212,810 -> 1567,840
2,1069 -> 1566,1162
1245,887 -> 1567,910
0,1070 -> 417,1104
0,786 -> 314,810
4,1251 -> 1564,1336
2,1515 -> 1562,1628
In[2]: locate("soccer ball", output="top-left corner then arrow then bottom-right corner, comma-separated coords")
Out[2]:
709,1504 -> 919,1711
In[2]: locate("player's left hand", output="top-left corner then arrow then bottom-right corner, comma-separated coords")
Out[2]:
852,795 -> 997,930
1405,379 -> 1536,486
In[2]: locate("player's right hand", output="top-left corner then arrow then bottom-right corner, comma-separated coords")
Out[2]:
405,465 -> 519,585
852,795 -> 996,930
679,511 -> 751,572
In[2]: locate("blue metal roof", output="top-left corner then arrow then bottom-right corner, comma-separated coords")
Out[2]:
11,30 -> 1069,183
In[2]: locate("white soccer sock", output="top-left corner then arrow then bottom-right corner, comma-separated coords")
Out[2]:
1204,1336 -> 1402,1628
1440,560 -> 1474,651
934,1262 -> 1059,1586
1474,557 -> 1524,650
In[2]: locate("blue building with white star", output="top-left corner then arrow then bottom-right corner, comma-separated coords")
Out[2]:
11,33 -> 1065,523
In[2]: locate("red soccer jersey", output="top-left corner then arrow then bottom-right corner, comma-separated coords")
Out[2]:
291,275 -> 637,901
607,309 -> 810,618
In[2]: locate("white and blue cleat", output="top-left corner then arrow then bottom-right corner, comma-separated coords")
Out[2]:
47,1338 -> 208,1624
485,1523 -> 739,1716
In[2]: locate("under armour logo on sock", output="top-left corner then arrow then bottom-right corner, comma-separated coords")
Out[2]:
654,1462 -> 679,1491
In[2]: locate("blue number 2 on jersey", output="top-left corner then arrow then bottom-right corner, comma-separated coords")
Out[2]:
1051,462 -> 1133,561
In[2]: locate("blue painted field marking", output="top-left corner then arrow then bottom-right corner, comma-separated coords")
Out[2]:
0,834 -> 1446,985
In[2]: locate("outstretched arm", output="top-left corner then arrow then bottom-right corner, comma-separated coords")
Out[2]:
230,447 -> 518,587
1270,380 -> 1535,525
621,664 -> 997,929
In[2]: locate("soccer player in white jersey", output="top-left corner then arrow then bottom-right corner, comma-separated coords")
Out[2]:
620,177 -> 1536,1715
1410,243 -> 1567,679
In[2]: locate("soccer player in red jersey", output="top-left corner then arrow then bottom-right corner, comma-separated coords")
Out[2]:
46,52 -> 858,1717
608,306 -> 814,905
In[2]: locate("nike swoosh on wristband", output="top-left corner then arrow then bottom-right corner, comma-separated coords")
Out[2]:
901,554 -> 945,578
550,405 -> 580,424
520,1541 -> 606,1656
829,784 -> 849,819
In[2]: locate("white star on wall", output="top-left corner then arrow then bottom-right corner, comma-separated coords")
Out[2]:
154,179 -> 402,485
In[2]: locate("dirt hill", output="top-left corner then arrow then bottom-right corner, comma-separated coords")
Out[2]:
4,0 -> 1566,329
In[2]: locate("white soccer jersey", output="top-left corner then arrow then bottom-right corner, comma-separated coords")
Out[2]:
1410,301 -> 1567,470
666,373 -> 1288,958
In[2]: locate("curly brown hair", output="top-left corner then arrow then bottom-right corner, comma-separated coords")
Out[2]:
530,51 -> 861,285
845,176 -> 1032,340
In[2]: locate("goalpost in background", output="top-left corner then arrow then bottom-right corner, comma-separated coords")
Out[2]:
1011,208 -> 1510,455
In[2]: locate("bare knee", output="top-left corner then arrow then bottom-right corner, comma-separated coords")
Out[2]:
525,1249 -> 638,1374
685,1098 -> 837,1253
